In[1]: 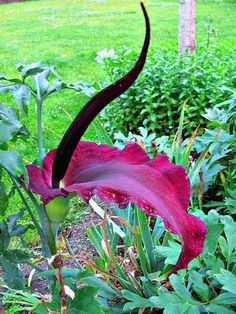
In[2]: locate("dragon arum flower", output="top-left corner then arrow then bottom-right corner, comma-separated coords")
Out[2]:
26,2 -> 207,273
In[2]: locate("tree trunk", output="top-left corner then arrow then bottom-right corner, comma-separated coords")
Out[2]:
178,0 -> 196,54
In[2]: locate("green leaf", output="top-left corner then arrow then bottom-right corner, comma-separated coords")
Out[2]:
122,289 -> 156,312
92,117 -> 113,146
213,292 -> 236,305
0,257 -> 25,290
0,82 -> 15,93
221,215 -> 236,253
32,69 -> 50,98
219,236 -> 229,259
215,270 -> 236,294
0,181 -> 9,215
136,208 -> 156,270
12,84 -> 31,115
154,241 -> 181,265
66,81 -> 97,97
3,249 -> 31,263
0,150 -> 27,180
205,254 -> 225,274
149,288 -> 200,314
207,303 -> 235,314
169,274 -> 194,302
0,103 -> 24,144
203,210 -> 224,255
17,62 -> 46,79
189,270 -> 210,301
0,220 -> 10,252
68,286 -> 105,313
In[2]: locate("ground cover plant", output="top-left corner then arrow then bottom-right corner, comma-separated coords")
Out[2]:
0,0 -> 236,313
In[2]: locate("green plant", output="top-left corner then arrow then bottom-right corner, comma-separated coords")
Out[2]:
98,47 -> 236,137
85,201 -> 236,313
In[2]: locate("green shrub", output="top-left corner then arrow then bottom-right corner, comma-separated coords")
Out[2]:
98,47 -> 236,137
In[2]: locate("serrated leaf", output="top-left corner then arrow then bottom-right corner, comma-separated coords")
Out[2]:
154,241 -> 181,265
189,270 -> 210,301
205,254 -> 225,274
122,290 -> 156,312
149,288 -> 200,314
169,274 -> 195,302
215,270 -> 236,294
68,286 -> 104,313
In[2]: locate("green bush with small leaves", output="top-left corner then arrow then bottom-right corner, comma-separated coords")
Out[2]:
98,47 -> 236,137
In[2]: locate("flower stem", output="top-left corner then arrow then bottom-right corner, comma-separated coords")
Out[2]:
55,255 -> 68,314
36,98 -> 44,166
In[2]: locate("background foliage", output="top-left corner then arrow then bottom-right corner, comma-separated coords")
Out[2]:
99,47 -> 236,137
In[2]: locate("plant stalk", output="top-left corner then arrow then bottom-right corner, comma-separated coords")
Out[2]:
36,98 -> 44,165
55,255 -> 68,314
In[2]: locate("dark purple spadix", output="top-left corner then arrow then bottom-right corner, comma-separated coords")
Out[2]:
51,2 -> 150,188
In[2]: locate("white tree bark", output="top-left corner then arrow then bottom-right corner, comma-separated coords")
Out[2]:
178,0 -> 196,54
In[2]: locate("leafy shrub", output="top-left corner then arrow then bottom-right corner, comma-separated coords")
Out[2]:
98,47 -> 236,137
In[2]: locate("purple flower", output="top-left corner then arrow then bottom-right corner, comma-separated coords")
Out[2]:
25,3 -> 207,273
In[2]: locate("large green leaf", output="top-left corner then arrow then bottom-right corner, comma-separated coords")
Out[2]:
0,103 -> 23,144
0,150 -> 27,180
68,286 -> 105,313
0,257 -> 25,290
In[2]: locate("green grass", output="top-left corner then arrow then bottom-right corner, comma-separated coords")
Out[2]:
0,0 -> 236,238
0,0 -> 236,155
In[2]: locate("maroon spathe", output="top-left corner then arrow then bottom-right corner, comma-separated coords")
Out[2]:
26,141 -> 207,272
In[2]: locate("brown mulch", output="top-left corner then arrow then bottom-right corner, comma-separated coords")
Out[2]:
28,209 -> 102,292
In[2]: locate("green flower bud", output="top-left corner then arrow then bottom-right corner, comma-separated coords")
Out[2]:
45,195 -> 71,223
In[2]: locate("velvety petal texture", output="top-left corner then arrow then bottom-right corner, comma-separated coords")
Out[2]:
26,141 -> 207,272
